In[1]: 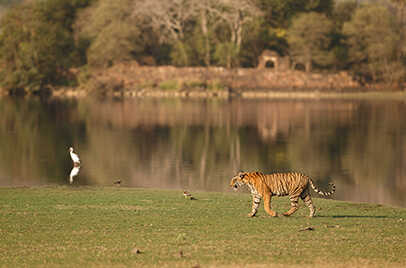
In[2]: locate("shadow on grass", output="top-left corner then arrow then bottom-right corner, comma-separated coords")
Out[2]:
318,215 -> 389,219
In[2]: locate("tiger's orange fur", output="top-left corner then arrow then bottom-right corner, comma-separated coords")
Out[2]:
230,171 -> 335,217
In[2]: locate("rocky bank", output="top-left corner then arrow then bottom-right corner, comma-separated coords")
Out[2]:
53,63 -> 364,98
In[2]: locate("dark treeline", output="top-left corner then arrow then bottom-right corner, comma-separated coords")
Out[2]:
0,0 -> 406,94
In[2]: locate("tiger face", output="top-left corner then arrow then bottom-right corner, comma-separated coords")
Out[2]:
230,172 -> 248,191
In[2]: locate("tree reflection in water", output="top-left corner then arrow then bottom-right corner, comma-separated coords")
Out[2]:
0,97 -> 405,207
69,166 -> 80,184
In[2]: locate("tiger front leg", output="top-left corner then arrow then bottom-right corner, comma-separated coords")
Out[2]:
248,194 -> 261,217
263,194 -> 278,217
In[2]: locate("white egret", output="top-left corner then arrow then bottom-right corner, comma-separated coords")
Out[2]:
69,147 -> 81,166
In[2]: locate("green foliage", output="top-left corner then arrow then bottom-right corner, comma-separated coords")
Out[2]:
332,0 -> 358,28
287,12 -> 334,72
0,0 -> 20,5
239,17 -> 269,67
207,80 -> 227,91
0,0 -> 91,94
75,0 -> 141,68
257,0 -> 334,29
170,41 -> 192,67
0,0 -> 21,13
184,81 -> 206,89
159,80 -> 180,91
214,42 -> 239,68
327,1 -> 359,71
187,25 -> 216,66
343,5 -> 404,82
87,22 -> 138,67
76,65 -> 91,85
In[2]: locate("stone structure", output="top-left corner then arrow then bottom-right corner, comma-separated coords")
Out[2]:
257,49 -> 290,71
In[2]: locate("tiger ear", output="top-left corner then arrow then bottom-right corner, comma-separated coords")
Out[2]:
238,171 -> 245,178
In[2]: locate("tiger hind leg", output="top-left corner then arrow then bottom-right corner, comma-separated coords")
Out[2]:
282,195 -> 299,216
301,193 -> 316,217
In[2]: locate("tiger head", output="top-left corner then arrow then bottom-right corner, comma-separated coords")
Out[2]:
230,171 -> 249,191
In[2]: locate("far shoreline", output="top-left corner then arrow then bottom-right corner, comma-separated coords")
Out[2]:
2,65 -> 406,99
47,87 -> 406,100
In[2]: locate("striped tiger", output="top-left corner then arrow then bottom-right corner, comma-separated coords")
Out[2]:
230,171 -> 335,217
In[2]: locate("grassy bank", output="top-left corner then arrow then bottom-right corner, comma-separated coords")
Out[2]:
0,187 -> 405,267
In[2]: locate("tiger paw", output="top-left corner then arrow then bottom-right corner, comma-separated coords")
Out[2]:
247,213 -> 257,217
266,211 -> 278,217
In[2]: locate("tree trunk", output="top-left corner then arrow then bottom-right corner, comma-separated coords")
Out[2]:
305,49 -> 312,72
200,9 -> 211,66
305,60 -> 312,72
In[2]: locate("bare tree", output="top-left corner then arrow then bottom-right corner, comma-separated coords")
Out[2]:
195,0 -> 220,66
133,0 -> 262,67
133,0 -> 199,43
197,0 -> 261,66
214,0 -> 262,52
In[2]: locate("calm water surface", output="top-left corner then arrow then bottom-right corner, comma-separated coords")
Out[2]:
1,97 -> 406,207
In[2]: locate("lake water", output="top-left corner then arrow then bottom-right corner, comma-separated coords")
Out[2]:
1,96 -> 406,207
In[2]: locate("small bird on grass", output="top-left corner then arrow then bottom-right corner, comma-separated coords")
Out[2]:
69,147 -> 80,166
183,190 -> 196,200
131,247 -> 141,254
299,226 -> 314,232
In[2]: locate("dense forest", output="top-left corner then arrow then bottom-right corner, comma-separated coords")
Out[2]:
0,0 -> 406,94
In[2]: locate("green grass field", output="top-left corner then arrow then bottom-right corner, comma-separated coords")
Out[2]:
0,187 -> 405,267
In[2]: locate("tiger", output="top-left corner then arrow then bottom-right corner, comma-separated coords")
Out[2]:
230,171 -> 335,217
